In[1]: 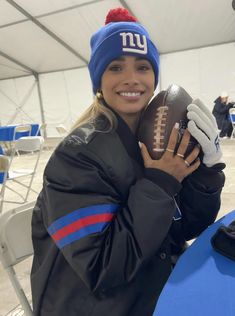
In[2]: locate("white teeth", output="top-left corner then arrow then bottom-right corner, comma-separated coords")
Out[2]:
119,92 -> 141,97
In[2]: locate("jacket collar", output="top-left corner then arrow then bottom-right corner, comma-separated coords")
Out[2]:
104,102 -> 143,167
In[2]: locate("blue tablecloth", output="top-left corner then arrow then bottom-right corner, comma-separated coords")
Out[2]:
153,210 -> 235,316
0,124 -> 39,141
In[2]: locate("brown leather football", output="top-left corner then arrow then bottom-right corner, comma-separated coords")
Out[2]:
138,84 -> 197,160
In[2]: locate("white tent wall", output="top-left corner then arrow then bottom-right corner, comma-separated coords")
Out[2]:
39,67 -> 93,137
0,67 -> 93,137
0,76 -> 41,126
1,42 -> 235,136
160,42 -> 235,111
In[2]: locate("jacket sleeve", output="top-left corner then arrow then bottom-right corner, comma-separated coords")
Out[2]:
176,163 -> 225,240
40,141 -> 180,293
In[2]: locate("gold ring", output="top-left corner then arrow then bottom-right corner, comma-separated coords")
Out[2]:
166,148 -> 174,153
177,153 -> 184,158
184,160 -> 190,167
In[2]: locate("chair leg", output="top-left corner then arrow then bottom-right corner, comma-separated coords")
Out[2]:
24,173 -> 37,202
6,266 -> 33,316
5,184 -> 30,202
4,179 -> 39,204
12,179 -> 38,194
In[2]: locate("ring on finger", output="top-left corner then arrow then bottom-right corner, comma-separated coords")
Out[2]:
166,148 -> 174,153
176,153 -> 184,158
184,159 -> 190,167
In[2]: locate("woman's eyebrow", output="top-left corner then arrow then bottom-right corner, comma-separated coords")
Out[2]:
111,57 -> 149,62
135,57 -> 150,62
111,57 -> 125,62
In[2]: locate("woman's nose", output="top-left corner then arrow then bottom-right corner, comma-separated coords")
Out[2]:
123,70 -> 139,85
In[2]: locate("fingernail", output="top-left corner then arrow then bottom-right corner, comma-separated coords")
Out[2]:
138,141 -> 142,149
175,122 -> 179,129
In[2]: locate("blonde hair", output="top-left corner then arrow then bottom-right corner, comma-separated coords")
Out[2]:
71,94 -> 117,133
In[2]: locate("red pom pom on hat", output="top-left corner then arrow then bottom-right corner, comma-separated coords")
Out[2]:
105,7 -> 137,25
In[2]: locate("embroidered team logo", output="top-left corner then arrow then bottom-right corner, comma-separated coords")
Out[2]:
120,32 -> 147,54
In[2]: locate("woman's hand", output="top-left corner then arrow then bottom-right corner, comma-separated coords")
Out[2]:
187,99 -> 223,167
139,123 -> 201,182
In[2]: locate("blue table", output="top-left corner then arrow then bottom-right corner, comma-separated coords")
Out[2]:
153,210 -> 235,316
0,124 -> 39,141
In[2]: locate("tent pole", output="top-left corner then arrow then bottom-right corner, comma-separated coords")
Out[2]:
35,74 -> 47,138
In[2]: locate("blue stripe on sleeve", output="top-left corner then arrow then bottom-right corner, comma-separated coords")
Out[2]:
48,203 -> 118,235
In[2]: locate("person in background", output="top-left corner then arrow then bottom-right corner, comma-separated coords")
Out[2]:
31,7 -> 225,316
212,91 -> 234,138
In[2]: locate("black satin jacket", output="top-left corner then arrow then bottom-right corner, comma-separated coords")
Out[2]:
31,113 -> 225,316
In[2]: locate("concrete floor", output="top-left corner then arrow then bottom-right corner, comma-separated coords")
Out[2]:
0,138 -> 234,315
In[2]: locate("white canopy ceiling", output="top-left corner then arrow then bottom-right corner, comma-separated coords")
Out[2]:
0,0 -> 235,80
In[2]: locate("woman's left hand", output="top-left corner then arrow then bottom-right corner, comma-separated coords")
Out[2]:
139,124 -> 201,183
187,99 -> 223,167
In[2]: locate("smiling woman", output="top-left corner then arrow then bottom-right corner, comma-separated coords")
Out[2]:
30,7 -> 225,316
100,56 -> 155,131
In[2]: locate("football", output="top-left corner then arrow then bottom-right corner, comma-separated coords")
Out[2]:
138,84 -> 198,160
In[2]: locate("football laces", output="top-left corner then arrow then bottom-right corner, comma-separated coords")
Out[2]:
153,105 -> 168,152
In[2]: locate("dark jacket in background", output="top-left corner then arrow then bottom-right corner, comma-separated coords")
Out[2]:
212,97 -> 234,136
31,113 -> 225,316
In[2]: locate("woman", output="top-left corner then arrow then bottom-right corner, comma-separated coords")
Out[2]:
212,91 -> 234,138
31,8 -> 225,316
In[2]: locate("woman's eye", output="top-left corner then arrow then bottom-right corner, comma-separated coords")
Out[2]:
138,65 -> 151,71
108,65 -> 122,72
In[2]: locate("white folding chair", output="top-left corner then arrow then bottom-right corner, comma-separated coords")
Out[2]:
56,124 -> 68,137
11,124 -> 33,156
13,124 -> 32,140
229,108 -> 235,138
0,202 -> 35,316
2,136 -> 44,207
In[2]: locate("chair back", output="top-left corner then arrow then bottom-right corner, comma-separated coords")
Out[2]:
13,124 -> 32,140
0,202 -> 35,315
14,136 -> 44,152
0,201 -> 34,268
56,124 -> 68,136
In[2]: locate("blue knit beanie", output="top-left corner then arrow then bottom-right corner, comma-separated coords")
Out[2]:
88,8 -> 159,94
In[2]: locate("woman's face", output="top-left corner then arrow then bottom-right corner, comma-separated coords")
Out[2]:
221,96 -> 228,104
101,55 -> 155,124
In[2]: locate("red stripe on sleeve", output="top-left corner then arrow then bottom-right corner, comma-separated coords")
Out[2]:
51,213 -> 114,241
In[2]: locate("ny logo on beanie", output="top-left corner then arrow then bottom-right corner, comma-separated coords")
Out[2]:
120,32 -> 147,54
